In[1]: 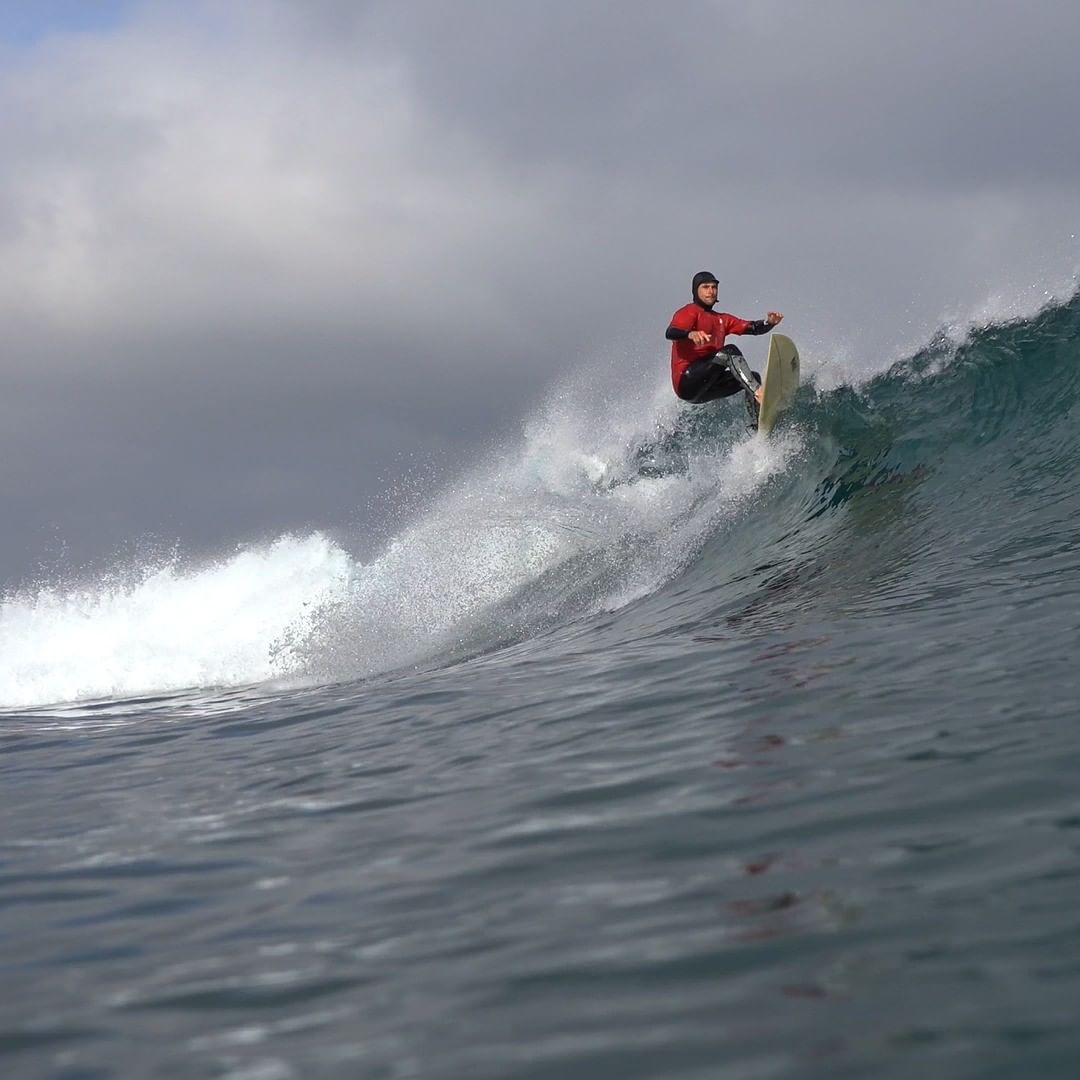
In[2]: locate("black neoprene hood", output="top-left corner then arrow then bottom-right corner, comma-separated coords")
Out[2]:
691,270 -> 719,298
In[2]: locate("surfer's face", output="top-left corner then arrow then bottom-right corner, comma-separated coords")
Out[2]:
696,282 -> 718,306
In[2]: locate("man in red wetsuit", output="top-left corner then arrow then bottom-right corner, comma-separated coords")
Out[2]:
666,270 -> 784,428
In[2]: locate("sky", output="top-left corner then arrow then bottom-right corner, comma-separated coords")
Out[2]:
1,0 -> 1078,586
0,0 -> 133,45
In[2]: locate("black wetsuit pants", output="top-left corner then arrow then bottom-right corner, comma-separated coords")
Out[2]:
678,346 -> 759,403
678,345 -> 761,428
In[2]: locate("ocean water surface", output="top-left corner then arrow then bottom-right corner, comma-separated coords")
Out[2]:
3,295 -> 1080,1078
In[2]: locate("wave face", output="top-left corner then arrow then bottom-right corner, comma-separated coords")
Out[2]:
3,293 -> 1079,709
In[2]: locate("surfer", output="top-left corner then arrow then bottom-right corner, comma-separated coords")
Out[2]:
666,271 -> 783,426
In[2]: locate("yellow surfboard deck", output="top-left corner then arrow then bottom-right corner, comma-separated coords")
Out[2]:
757,333 -> 800,436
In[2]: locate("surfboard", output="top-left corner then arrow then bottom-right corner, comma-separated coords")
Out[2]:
756,333 -> 800,436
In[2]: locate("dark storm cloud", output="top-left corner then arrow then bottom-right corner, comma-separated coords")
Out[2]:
1,0 -> 1078,584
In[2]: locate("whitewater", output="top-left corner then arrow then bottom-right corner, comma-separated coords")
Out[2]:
0,359 -> 802,709
3,292 -> 1080,1078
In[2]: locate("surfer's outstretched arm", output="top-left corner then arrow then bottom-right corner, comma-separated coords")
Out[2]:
736,312 -> 785,336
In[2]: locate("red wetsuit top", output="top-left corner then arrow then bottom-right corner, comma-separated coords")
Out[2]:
667,303 -> 759,395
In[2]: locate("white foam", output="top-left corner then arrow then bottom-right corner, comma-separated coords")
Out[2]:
0,534 -> 353,709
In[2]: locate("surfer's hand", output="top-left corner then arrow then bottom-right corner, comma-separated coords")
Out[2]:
688,330 -> 711,346
766,312 -> 784,326
754,386 -> 764,404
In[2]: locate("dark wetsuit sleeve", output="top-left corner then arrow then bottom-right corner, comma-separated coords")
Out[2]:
741,320 -> 773,335
665,325 -> 691,340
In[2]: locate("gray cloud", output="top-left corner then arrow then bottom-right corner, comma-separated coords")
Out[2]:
322,1 -> 1080,190
1,0 -> 1078,584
